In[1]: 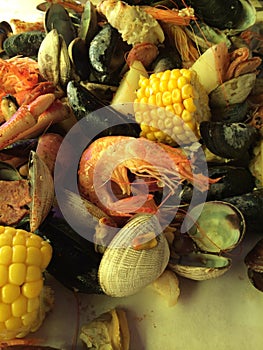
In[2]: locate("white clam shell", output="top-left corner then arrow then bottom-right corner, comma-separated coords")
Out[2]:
98,214 -> 170,297
169,253 -> 232,281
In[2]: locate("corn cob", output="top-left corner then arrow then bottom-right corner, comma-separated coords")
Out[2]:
134,68 -> 211,145
0,226 -> 53,340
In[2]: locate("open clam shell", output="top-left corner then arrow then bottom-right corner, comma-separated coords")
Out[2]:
169,252 -> 232,281
98,214 -> 170,297
170,201 -> 245,281
186,201 -> 245,253
28,151 -> 54,232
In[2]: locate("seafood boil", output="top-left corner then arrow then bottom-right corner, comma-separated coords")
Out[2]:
0,0 -> 262,348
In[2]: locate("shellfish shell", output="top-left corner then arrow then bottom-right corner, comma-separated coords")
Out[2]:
98,214 -> 170,297
209,73 -> 257,107
169,252 -> 232,281
28,151 -> 54,232
186,201 -> 245,253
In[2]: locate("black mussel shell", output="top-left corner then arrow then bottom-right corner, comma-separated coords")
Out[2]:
247,268 -> 263,292
45,3 -> 76,46
89,23 -> 126,84
223,189 -> 263,230
67,80 -> 140,139
68,37 -> 90,81
37,214 -> 104,294
3,31 -> 46,57
180,166 -> 255,203
210,101 -> 249,123
200,121 -> 258,159
245,239 -> 263,273
187,0 -> 243,30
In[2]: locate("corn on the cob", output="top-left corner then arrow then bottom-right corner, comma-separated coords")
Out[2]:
134,68 -> 211,145
0,226 -> 53,340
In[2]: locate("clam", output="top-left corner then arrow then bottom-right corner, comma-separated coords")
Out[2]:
38,28 -> 72,88
169,252 -> 232,281
28,150 -> 55,232
209,73 -> 257,107
80,308 -> 130,350
169,201 -> 245,280
98,213 -> 170,297
199,121 -> 258,159
186,201 -> 245,253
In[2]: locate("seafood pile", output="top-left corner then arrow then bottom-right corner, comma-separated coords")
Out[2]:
0,0 -> 262,347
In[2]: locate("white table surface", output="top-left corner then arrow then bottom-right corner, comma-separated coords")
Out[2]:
0,1 -> 263,350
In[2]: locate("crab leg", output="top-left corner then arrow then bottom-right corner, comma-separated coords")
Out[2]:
0,93 -> 70,150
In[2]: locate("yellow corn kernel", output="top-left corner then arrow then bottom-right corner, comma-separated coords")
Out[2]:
165,105 -> 175,115
180,68 -> 192,81
12,245 -> 27,263
150,77 -> 160,93
148,95 -> 156,106
156,92 -> 163,107
139,76 -> 149,88
159,80 -> 168,92
144,132 -> 156,141
173,102 -> 184,116
12,232 -> 26,246
160,70 -> 171,80
181,110 -> 193,123
170,69 -> 181,80
26,247 -> 42,267
167,79 -> 177,91
140,122 -> 150,132
0,246 -> 12,265
0,226 -> 5,234
183,97 -> 196,113
4,227 -> 16,237
11,294 -> 27,317
0,233 -> 12,247
0,303 -> 11,322
181,84 -> 194,99
0,265 -> 8,287
27,297 -> 40,313
177,76 -> 188,89
9,263 -> 26,286
22,280 -> 43,299
5,316 -> 22,331
40,244 -> 52,270
1,284 -> 20,304
136,87 -> 145,100
26,234 -> 43,248
162,91 -> 172,106
171,88 -> 182,103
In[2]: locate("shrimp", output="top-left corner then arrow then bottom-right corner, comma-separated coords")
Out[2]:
0,56 -> 40,122
78,136 -> 216,218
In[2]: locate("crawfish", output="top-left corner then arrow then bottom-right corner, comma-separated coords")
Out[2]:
78,135 -> 216,218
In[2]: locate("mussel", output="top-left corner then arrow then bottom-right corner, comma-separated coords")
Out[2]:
245,238 -> 263,292
180,165 -> 256,203
44,3 -> 77,46
66,80 -> 140,139
200,121 -> 259,159
3,31 -> 46,58
186,0 -> 256,33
